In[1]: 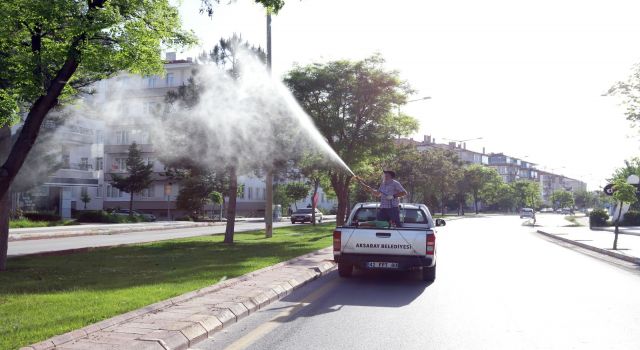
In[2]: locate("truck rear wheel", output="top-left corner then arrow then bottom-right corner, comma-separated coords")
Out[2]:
422,265 -> 436,282
338,263 -> 353,277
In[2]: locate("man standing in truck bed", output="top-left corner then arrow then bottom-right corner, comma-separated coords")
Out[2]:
359,170 -> 408,227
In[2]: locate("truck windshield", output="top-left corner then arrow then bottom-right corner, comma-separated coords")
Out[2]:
352,208 -> 428,224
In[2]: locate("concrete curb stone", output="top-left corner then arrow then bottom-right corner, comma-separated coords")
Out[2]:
536,229 -> 640,264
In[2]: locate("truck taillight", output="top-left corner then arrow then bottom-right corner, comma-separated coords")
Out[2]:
426,234 -> 435,255
333,230 -> 341,252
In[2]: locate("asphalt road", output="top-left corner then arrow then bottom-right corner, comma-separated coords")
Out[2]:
194,215 -> 640,350
8,220 -> 333,257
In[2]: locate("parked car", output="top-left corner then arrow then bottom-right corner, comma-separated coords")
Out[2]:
539,208 -> 554,213
561,208 -> 573,215
113,209 -> 156,221
520,208 -> 535,219
290,208 -> 323,224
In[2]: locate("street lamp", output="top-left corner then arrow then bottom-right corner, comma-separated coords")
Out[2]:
397,96 -> 431,115
264,9 -> 274,238
442,137 -> 483,143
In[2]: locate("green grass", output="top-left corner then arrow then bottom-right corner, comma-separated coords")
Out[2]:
564,215 -> 583,227
0,223 -> 334,350
9,218 -> 77,229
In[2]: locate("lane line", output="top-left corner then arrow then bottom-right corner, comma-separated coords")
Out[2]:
224,275 -> 341,350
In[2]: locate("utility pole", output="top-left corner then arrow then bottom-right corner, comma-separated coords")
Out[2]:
264,10 -> 273,238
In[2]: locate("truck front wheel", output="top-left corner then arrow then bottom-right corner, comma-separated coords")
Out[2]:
338,262 -> 353,277
422,265 -> 436,282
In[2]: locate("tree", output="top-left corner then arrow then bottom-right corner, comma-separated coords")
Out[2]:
286,183 -> 311,209
608,65 -> 640,124
175,172 -> 226,218
422,149 -> 464,215
110,142 -> 153,216
81,191 -> 91,210
612,179 -> 638,250
461,164 -> 502,214
573,190 -> 596,209
0,0 -> 194,271
550,190 -> 575,210
511,180 -> 541,209
294,153 -> 333,225
284,56 -> 418,225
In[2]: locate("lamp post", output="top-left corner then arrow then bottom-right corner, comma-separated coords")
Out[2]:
397,96 -> 431,115
264,9 -> 274,238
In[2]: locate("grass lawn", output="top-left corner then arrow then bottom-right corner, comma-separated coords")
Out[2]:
0,223 -> 334,350
9,218 -> 77,229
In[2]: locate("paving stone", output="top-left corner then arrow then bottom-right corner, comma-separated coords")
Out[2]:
103,325 -> 151,335
212,302 -> 248,320
174,322 -> 208,345
186,314 -> 222,334
138,330 -> 189,350
26,341 -> 55,350
210,308 -> 236,327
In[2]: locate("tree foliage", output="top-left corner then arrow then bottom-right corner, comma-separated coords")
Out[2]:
550,190 -> 575,209
0,0 -> 194,270
284,55 -> 418,224
110,142 -> 153,215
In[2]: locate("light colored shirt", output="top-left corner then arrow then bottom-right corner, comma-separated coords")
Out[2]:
378,179 -> 407,208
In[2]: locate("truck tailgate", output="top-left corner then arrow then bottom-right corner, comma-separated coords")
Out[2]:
341,228 -> 429,256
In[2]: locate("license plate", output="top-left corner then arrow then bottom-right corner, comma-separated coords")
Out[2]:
367,262 -> 399,269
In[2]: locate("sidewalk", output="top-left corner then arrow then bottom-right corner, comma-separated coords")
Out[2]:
22,248 -> 335,350
536,225 -> 640,265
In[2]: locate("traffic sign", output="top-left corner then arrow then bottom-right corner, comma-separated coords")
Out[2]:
604,183 -> 614,196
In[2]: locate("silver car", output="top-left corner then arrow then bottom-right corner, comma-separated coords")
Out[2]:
520,208 -> 535,219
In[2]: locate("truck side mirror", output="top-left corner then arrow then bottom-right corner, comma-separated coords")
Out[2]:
435,218 -> 446,227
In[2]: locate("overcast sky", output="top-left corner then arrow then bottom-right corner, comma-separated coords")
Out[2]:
175,0 -> 640,190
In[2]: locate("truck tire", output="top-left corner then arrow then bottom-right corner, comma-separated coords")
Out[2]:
422,265 -> 436,282
338,263 -> 353,277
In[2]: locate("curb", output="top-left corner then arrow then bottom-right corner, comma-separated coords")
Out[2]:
536,229 -> 640,265
9,222 -> 222,242
22,248 -> 336,350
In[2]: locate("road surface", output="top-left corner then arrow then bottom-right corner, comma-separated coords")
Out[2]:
8,219 -> 334,257
195,215 -> 640,350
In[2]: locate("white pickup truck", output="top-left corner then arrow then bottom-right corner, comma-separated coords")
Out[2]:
333,203 -> 445,282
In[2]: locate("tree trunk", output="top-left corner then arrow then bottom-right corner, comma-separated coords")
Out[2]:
224,167 -> 238,244
0,126 -> 12,271
614,202 -> 623,250
265,168 -> 273,238
330,172 -> 352,226
0,190 -> 9,271
474,190 -> 479,214
311,181 -> 319,226
0,53 -> 82,200
129,192 -> 134,216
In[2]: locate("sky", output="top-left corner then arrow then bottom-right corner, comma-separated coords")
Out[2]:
175,0 -> 640,190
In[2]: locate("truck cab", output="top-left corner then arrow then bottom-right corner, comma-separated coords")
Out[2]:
333,203 -> 445,282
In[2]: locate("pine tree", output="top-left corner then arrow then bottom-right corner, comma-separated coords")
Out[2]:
111,142 -> 154,216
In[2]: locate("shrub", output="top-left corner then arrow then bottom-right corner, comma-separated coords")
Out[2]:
589,209 -> 609,227
622,210 -> 640,226
75,210 -> 118,223
23,211 -> 61,222
174,216 -> 193,221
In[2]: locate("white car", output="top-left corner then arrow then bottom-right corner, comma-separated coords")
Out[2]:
333,203 -> 444,282
290,208 -> 323,224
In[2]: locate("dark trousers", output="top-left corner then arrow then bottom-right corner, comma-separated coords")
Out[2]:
377,207 -> 402,227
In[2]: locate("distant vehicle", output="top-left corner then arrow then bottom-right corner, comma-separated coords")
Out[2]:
333,203 -> 444,282
520,208 -> 535,219
561,208 -> 572,215
539,208 -> 553,213
290,208 -> 323,224
555,208 -> 564,213
113,209 -> 156,221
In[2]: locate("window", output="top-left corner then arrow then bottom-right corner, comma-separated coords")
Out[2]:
112,158 -> 127,172
96,130 -> 103,144
147,76 -> 157,88
107,185 -> 120,198
96,185 -> 103,198
146,157 -> 154,166
96,157 -> 103,171
116,130 -> 129,144
80,158 -> 90,170
143,186 -> 155,198
166,73 -> 175,87
81,187 -> 88,197
247,187 -> 253,200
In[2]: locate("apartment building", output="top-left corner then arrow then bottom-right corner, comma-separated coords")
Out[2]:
11,116 -> 105,218
538,171 -> 587,204
487,153 -> 538,183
